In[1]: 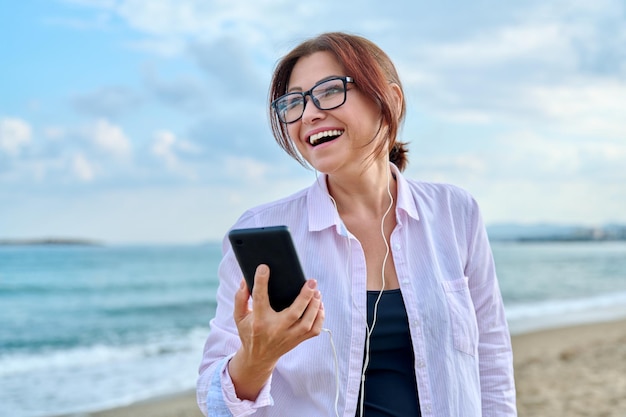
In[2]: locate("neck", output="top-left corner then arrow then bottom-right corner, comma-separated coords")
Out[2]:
326,159 -> 396,218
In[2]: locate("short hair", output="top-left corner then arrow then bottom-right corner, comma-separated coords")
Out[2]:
269,32 -> 409,171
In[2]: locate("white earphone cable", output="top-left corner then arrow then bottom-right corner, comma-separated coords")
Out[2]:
358,165 -> 394,417
315,165 -> 395,417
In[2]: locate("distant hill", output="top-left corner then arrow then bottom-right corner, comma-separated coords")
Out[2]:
0,238 -> 103,246
487,223 -> 626,242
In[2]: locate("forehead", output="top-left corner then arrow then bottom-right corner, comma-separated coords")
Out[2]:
288,51 -> 345,90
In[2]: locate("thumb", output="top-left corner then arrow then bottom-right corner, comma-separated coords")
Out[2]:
251,264 -> 271,308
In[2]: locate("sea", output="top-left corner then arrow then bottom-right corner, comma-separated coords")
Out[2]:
1,240 -> 626,417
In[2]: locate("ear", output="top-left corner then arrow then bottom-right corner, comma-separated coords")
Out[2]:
388,83 -> 403,117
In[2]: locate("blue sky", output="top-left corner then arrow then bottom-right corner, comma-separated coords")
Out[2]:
1,0 -> 625,244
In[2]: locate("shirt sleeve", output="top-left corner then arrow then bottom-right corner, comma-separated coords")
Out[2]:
197,353 -> 274,417
196,225 -> 275,416
464,196 -> 518,417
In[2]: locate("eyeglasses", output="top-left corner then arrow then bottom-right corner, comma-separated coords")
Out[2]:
272,76 -> 354,124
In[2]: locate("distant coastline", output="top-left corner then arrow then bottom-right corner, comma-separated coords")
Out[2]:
487,223 -> 626,243
0,238 -> 103,246
515,235 -> 626,243
2,223 -> 626,246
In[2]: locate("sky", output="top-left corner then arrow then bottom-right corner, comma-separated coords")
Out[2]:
1,0 -> 625,244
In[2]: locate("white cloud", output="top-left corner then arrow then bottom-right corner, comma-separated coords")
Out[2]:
113,0 -> 292,37
478,179 -> 626,227
525,81 -> 626,138
62,0 -> 321,57
409,127 -> 626,222
43,126 -> 67,140
224,155 -> 272,183
117,0 -> 212,36
396,9 -> 625,148
72,153 -> 96,181
498,130 -> 624,182
0,117 -> 32,156
100,0 -> 282,56
417,23 -> 577,68
151,129 -> 199,179
90,119 -> 132,157
151,130 -> 178,168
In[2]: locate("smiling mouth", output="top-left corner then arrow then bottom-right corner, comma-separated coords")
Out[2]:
308,129 -> 344,146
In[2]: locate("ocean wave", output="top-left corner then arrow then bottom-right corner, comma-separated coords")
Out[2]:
505,291 -> 626,334
0,327 -> 209,376
100,298 -> 213,317
0,327 -> 210,417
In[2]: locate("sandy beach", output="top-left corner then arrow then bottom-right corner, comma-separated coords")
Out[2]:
514,319 -> 626,417
56,392 -> 204,417
58,318 -> 626,417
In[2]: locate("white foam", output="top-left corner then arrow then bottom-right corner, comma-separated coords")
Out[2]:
0,327 -> 209,417
505,291 -> 626,334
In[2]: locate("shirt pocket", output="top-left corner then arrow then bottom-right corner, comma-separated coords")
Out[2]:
441,277 -> 478,356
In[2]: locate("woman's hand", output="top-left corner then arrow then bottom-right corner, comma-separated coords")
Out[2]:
228,264 -> 325,401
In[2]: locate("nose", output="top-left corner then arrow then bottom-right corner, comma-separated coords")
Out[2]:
301,95 -> 324,124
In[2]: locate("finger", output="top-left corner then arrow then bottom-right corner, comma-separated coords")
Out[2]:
251,264 -> 271,310
310,301 -> 325,335
286,279 -> 318,318
233,279 -> 250,323
296,289 -> 322,330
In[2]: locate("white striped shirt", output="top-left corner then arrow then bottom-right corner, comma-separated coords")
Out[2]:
197,164 -> 517,416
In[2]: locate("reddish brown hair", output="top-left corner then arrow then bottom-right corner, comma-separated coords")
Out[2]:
269,32 -> 409,171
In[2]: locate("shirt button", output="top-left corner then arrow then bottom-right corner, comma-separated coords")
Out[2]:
424,404 -> 432,413
393,243 -> 401,251
402,278 -> 410,285
417,360 -> 425,368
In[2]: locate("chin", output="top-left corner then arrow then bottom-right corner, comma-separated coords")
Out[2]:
304,147 -> 351,175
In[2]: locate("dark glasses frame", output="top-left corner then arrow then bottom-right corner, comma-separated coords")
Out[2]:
271,76 -> 354,124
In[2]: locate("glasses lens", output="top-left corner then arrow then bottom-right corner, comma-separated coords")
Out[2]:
275,93 -> 304,124
273,77 -> 349,124
311,78 -> 347,110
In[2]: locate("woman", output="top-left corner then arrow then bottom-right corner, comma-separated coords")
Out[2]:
197,32 -> 517,417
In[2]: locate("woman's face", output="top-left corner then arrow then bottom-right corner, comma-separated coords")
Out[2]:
285,51 -> 383,176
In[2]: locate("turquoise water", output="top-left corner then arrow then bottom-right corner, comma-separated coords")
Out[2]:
1,241 -> 625,416
1,245 -> 219,354
0,244 -> 220,417
493,241 -> 626,333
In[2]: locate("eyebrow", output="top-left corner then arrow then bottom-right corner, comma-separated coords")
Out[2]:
287,75 -> 343,93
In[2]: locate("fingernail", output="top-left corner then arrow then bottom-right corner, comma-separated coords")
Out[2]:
240,280 -> 245,290
257,264 -> 269,274
314,291 -> 321,299
307,279 -> 317,289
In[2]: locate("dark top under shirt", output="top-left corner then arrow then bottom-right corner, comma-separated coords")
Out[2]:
357,289 -> 421,417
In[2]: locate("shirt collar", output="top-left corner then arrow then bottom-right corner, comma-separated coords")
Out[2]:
392,163 -> 420,222
307,175 -> 341,232
307,163 -> 420,233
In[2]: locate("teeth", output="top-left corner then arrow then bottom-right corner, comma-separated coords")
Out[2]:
309,130 -> 343,145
